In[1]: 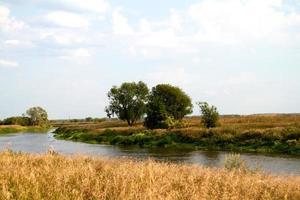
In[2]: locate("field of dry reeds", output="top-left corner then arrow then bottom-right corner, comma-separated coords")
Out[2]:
0,151 -> 299,200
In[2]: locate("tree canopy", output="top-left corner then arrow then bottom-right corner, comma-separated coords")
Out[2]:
197,102 -> 219,128
26,107 -> 48,126
144,84 -> 193,129
105,81 -> 149,126
1,116 -> 31,126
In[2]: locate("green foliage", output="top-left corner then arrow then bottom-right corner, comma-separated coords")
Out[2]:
26,107 -> 49,126
54,126 -> 300,153
144,84 -> 193,129
197,102 -> 219,128
2,116 -> 31,126
85,117 -> 93,122
105,81 -> 149,126
0,126 -> 50,134
53,115 -> 300,154
164,116 -> 184,129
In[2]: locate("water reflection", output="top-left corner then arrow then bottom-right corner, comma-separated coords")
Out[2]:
0,132 -> 299,175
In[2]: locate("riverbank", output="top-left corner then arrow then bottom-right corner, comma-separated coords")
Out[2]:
53,115 -> 300,154
54,126 -> 300,154
0,151 -> 299,200
0,125 -> 50,134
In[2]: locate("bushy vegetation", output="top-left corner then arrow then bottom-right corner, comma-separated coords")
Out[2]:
0,116 -> 31,126
144,84 -> 193,129
1,106 -> 49,127
198,102 -> 219,128
26,106 -> 48,126
0,151 -> 299,200
53,115 -> 300,154
55,126 -> 300,153
105,81 -> 149,126
224,153 -> 247,170
0,106 -> 50,134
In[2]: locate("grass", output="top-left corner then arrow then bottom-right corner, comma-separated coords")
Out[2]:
0,151 -> 299,200
0,125 -> 50,134
53,115 -> 300,154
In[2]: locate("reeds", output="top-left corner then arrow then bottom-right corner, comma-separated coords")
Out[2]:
0,151 -> 299,200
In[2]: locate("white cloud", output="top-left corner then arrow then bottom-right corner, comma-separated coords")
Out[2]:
0,59 -> 19,68
39,29 -> 88,45
4,40 -> 20,45
169,9 -> 184,31
187,0 -> 293,44
45,11 -> 89,28
0,6 -> 24,32
139,19 -> 152,33
55,0 -> 110,13
2,39 -> 34,48
146,67 -> 191,86
60,48 -> 91,60
115,0 -> 300,59
53,33 -> 86,45
112,8 -> 134,35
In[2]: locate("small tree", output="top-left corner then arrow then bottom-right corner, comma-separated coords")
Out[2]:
197,102 -> 219,128
26,107 -> 48,126
105,81 -> 149,126
85,117 -> 93,122
145,84 -> 193,129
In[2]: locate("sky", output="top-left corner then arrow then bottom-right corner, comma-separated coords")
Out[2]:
0,0 -> 300,119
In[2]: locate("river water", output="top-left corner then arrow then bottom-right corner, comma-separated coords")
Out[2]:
0,131 -> 299,175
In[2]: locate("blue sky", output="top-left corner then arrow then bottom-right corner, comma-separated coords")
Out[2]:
0,0 -> 300,119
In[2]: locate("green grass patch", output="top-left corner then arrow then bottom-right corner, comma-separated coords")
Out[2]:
0,125 -> 51,134
53,126 -> 300,154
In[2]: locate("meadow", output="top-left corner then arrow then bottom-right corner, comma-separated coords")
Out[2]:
53,114 -> 300,154
0,150 -> 299,200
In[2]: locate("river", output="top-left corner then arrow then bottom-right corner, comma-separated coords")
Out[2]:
0,131 -> 299,175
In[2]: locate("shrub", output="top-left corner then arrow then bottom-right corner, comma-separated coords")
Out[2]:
197,102 -> 219,128
85,117 -> 93,122
2,116 -> 32,126
164,116 -> 184,129
224,153 -> 246,170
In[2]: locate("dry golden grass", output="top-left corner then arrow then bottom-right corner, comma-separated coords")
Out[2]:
184,115 -> 300,129
52,114 -> 300,132
0,125 -> 23,128
0,151 -> 299,200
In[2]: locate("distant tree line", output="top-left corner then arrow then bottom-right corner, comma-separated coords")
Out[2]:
0,107 -> 49,127
1,83 -> 219,129
105,81 -> 219,129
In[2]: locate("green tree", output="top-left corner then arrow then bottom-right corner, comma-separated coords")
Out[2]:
2,116 -> 31,126
197,102 -> 219,128
26,107 -> 49,126
144,84 -> 193,129
105,81 -> 149,126
85,117 -> 93,122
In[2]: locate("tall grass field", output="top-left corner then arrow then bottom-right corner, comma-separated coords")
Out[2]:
0,151 -> 299,200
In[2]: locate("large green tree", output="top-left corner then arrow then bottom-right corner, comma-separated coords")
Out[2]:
26,107 -> 48,126
144,84 -> 193,129
105,81 -> 149,126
